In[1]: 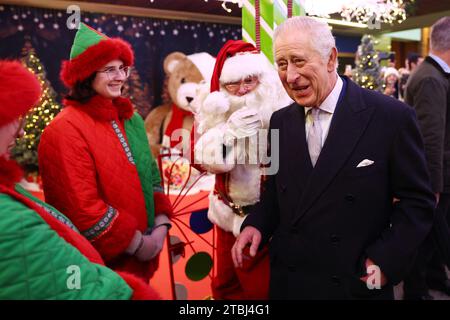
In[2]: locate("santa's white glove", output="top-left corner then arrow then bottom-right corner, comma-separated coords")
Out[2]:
224,107 -> 262,146
194,126 -> 225,165
194,126 -> 236,173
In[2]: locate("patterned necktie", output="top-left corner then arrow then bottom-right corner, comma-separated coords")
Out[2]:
307,108 -> 322,167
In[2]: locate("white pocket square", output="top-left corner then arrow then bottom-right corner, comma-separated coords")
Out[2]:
356,159 -> 374,168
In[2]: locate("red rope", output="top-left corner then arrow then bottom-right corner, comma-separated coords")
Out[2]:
288,0 -> 293,18
255,0 -> 260,52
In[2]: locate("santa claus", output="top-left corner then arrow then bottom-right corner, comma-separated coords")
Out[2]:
192,40 -> 291,299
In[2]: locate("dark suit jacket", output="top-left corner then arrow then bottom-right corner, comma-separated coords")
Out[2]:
404,56 -> 450,193
243,77 -> 435,300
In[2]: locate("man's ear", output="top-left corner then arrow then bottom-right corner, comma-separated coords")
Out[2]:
327,47 -> 338,72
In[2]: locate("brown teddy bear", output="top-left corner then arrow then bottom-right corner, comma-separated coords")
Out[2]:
144,51 -> 215,158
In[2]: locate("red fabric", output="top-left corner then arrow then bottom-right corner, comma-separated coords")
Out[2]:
90,211 -> 138,261
189,126 -> 205,172
63,95 -> 134,121
60,37 -> 134,88
38,94 -> 156,281
117,272 -> 161,300
164,103 -> 192,148
0,60 -> 42,126
210,40 -> 258,92
153,191 -> 174,218
212,226 -> 270,300
0,157 -> 23,188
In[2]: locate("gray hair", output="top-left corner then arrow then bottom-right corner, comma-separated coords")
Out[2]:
430,16 -> 450,52
273,16 -> 336,62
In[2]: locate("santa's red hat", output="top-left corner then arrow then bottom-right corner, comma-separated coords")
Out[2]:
0,60 -> 41,127
60,23 -> 134,88
210,40 -> 268,92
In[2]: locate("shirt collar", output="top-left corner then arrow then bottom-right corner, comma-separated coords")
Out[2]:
305,74 -> 343,115
429,54 -> 450,74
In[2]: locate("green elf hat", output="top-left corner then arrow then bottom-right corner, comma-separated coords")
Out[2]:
60,23 -> 134,88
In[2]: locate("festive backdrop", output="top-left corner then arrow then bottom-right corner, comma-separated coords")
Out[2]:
0,4 -> 242,111
0,4 -> 363,175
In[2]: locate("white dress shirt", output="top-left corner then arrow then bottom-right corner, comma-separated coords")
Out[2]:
304,75 -> 343,147
429,53 -> 450,74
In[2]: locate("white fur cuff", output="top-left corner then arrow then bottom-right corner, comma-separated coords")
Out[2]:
232,215 -> 246,237
202,91 -> 230,114
207,192 -> 235,233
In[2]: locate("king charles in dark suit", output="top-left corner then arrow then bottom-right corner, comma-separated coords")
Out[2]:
232,16 -> 435,300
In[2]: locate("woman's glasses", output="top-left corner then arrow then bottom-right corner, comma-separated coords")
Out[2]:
97,66 -> 131,80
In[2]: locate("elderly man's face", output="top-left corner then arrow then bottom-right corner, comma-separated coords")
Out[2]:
274,33 -> 337,108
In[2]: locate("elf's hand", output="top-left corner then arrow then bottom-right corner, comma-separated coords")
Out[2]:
135,215 -> 171,261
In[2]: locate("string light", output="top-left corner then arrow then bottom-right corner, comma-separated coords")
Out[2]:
149,0 -> 243,13
12,45 -> 62,174
303,0 -> 413,25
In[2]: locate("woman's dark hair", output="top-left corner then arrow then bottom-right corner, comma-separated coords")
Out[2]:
65,72 -> 97,103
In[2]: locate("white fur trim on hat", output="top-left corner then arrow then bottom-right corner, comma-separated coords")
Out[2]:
383,67 -> 400,80
220,53 -> 272,84
188,52 -> 216,82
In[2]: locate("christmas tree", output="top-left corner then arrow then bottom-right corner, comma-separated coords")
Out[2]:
353,35 -> 382,91
122,67 -> 152,119
11,41 -> 61,174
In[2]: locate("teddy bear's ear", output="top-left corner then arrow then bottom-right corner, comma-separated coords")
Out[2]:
163,52 -> 187,75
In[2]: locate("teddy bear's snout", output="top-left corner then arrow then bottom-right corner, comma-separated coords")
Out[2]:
186,96 -> 194,104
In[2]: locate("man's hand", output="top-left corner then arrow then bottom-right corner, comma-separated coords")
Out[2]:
231,226 -> 261,268
360,258 -> 388,287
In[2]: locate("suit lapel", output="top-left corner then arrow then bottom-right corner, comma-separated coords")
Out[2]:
292,79 -> 375,225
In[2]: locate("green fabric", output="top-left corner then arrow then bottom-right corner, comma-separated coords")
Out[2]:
124,113 -> 161,228
70,23 -> 107,60
0,193 -> 133,300
14,184 -> 79,233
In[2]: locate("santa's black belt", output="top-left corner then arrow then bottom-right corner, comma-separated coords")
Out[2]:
213,188 -> 253,217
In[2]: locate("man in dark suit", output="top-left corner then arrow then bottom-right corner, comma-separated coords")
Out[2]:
403,16 -> 450,300
231,16 -> 435,300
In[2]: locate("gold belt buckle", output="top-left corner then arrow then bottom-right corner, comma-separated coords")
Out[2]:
229,202 -> 246,217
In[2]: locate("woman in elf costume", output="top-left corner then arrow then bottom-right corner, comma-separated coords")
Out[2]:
38,24 -> 173,282
0,60 -> 159,299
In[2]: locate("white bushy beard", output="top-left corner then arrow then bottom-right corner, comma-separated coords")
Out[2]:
222,75 -> 279,129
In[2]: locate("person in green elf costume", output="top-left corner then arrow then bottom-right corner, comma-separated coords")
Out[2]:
0,60 -> 160,299
38,24 -> 173,282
